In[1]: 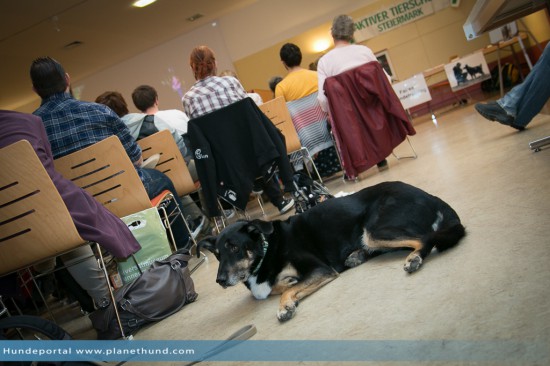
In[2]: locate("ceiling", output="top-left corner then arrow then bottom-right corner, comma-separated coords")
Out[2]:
0,0 -> 256,111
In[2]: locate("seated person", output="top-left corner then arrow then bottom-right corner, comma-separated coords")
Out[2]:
182,46 -> 295,215
219,70 -> 263,106
276,42 -> 341,178
95,90 -> 206,236
0,109 -> 141,323
268,76 -> 283,97
316,14 -> 391,171
475,42 -> 550,131
275,43 -> 319,102
95,88 -> 197,181
30,57 -> 195,249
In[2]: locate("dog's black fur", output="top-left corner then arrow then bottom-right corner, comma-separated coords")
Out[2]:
199,181 -> 466,321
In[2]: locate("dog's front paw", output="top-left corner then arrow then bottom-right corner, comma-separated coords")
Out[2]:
277,301 -> 298,322
404,255 -> 423,273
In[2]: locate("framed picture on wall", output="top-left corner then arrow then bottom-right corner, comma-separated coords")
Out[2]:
375,50 -> 396,80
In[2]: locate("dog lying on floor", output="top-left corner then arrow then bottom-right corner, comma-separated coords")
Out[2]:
198,181 -> 466,322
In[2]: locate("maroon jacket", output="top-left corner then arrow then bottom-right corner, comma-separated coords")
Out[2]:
324,61 -> 416,178
0,110 -> 140,258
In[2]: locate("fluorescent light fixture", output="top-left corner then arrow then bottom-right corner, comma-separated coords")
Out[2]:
132,0 -> 157,8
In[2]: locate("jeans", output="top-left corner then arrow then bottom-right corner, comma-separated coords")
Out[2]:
139,168 -> 190,250
498,42 -> 550,127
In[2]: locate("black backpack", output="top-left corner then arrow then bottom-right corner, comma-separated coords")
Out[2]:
137,115 -> 159,140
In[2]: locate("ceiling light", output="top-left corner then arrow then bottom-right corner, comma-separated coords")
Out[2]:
132,0 -> 157,8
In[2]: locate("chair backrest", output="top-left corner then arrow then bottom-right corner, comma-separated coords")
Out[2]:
54,135 -> 151,218
137,129 -> 197,197
0,140 -> 85,275
285,92 -> 333,156
258,96 -> 302,154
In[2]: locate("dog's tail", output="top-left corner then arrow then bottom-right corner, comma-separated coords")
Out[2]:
422,223 -> 466,257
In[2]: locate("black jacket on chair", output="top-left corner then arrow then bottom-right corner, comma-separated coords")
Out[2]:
188,97 -> 294,217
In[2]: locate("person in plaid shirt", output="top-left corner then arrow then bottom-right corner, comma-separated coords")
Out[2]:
30,56 -> 193,251
182,46 -> 295,215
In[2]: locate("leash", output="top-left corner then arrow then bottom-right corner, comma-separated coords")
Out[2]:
112,324 -> 257,366
180,324 -> 257,365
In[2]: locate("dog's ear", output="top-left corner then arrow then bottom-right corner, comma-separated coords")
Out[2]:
247,220 -> 274,235
197,236 -> 219,260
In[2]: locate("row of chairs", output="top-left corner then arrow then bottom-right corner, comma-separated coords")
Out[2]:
0,131 -> 206,338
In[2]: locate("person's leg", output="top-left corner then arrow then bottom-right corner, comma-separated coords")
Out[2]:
262,177 -> 295,214
498,42 -> 550,126
139,168 -> 191,250
60,246 -> 110,308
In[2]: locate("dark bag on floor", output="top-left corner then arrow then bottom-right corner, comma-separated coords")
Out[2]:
90,250 -> 198,339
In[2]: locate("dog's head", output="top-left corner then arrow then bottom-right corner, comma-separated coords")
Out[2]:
198,220 -> 274,288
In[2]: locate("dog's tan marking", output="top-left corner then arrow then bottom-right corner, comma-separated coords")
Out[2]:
226,257 -> 253,286
277,270 -> 338,322
271,264 -> 299,295
363,230 -> 424,272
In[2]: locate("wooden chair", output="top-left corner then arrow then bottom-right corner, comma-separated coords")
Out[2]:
259,96 -> 323,183
53,136 -> 204,271
0,140 -> 127,336
137,130 -> 211,254
137,130 -> 199,199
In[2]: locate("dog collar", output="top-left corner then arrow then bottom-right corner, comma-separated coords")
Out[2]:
251,233 -> 269,276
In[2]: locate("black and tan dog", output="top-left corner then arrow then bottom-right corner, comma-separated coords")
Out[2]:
198,181 -> 466,322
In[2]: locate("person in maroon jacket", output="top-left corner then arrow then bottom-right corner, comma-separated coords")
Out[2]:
0,109 -> 141,312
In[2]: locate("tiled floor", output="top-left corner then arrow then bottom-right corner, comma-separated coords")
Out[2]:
23,98 -> 550,365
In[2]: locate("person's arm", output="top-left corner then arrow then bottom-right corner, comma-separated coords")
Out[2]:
105,107 -> 143,165
317,61 -> 329,112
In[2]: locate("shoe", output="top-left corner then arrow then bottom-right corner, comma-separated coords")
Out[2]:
223,209 -> 235,219
376,159 -> 388,171
188,215 -> 206,239
278,198 -> 295,214
252,180 -> 264,195
475,102 -> 516,127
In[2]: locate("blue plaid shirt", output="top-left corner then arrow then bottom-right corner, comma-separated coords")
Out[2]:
182,76 -> 249,119
34,92 -> 141,162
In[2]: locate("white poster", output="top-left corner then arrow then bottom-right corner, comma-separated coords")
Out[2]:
444,51 -> 491,92
392,73 -> 432,110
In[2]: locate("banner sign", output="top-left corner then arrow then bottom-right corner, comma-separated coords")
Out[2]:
354,0 -> 445,42
392,73 -> 432,110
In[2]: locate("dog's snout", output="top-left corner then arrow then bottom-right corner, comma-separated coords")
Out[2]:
216,274 -> 228,288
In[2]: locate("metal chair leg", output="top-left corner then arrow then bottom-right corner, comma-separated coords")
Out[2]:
392,136 -> 418,160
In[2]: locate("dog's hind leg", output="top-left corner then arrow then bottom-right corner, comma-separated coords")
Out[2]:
365,232 -> 425,273
277,268 -> 338,322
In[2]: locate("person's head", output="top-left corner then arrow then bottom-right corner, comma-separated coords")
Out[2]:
279,43 -> 302,68
219,69 -> 238,78
268,76 -> 283,93
131,85 -> 158,112
331,14 -> 355,43
30,56 -> 69,99
95,91 -> 129,117
189,46 -> 217,81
